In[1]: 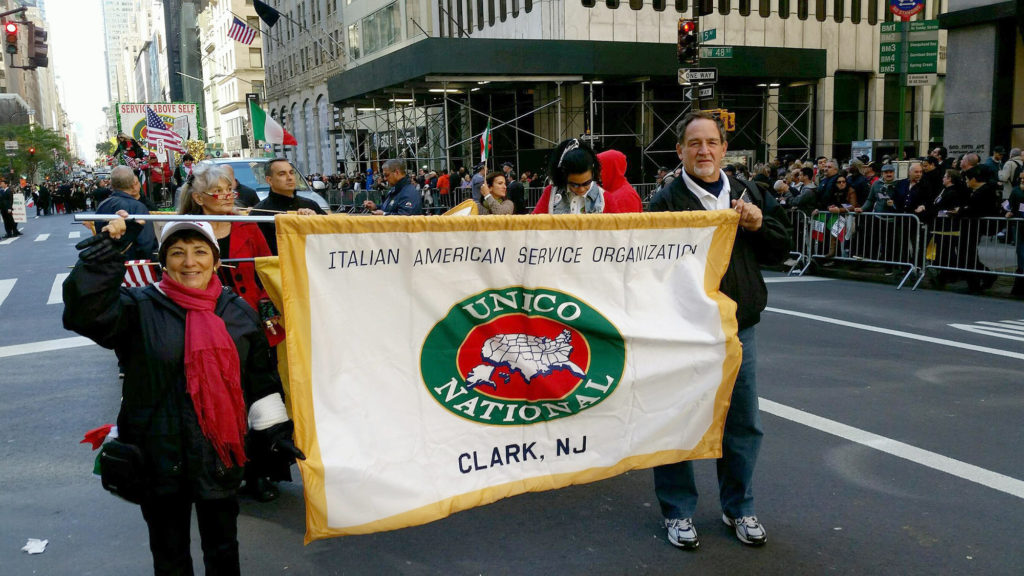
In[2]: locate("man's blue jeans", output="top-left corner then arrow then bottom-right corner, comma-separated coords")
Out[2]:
653,326 -> 763,519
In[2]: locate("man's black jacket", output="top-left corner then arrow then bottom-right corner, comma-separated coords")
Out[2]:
649,174 -> 791,331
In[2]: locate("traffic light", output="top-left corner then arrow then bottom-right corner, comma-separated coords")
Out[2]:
4,22 -> 17,55
677,18 -> 699,65
25,22 -> 47,68
28,147 -> 35,157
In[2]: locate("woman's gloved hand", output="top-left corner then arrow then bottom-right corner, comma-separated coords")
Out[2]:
265,421 -> 305,462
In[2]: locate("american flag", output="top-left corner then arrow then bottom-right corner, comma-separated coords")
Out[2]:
227,17 -> 257,45
123,260 -> 160,288
145,107 -> 185,153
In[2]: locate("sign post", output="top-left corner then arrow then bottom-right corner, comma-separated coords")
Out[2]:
887,0 -> 926,159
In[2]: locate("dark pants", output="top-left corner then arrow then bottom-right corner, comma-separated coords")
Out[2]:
2,209 -> 17,236
140,494 -> 240,576
653,326 -> 763,519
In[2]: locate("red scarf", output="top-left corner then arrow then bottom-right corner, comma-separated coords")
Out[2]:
158,274 -> 248,468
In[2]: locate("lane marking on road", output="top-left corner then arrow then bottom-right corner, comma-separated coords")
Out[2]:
0,236 -> 18,245
763,276 -> 834,283
34,234 -> 49,242
68,231 -> 81,239
0,336 -> 96,359
761,398 -> 1024,500
949,320 -> 1024,343
0,278 -> 15,308
766,307 -> 1024,361
47,273 -> 68,305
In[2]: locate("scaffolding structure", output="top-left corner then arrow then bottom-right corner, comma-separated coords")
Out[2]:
331,78 -> 816,182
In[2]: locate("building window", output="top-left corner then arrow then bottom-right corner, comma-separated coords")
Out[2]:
407,0 -> 426,38
348,23 -> 361,60
249,48 -> 262,68
833,72 -> 868,148
882,74 -> 915,142
929,76 -> 944,144
362,3 -> 401,56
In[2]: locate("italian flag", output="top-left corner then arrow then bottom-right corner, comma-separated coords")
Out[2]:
250,100 -> 297,146
480,120 -> 492,163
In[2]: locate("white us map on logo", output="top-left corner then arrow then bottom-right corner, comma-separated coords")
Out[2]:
465,329 -> 586,390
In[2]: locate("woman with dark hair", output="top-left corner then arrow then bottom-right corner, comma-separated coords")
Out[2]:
478,171 -> 515,215
63,217 -> 304,574
532,138 -> 605,214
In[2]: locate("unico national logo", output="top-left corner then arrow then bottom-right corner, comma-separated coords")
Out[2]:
421,287 -> 625,425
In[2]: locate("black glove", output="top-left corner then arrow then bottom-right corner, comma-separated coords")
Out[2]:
75,233 -> 121,263
76,220 -> 144,262
266,421 -> 306,462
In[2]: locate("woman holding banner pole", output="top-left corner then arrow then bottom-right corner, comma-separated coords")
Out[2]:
179,163 -> 289,502
63,215 -> 304,575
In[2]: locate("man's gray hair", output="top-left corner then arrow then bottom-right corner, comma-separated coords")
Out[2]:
110,166 -> 138,191
382,159 -> 406,175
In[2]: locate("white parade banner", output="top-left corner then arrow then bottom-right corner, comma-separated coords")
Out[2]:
12,191 -> 26,223
115,102 -> 200,151
275,212 -> 742,542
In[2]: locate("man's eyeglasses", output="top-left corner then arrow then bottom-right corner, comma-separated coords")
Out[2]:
566,179 -> 593,190
200,189 -> 238,200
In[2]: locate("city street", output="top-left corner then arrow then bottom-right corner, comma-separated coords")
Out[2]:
2,213 -> 1022,575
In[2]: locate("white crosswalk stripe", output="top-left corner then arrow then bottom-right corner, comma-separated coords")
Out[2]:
48,273 -> 69,305
0,236 -> 18,245
68,231 -> 81,239
0,278 -> 15,308
949,319 -> 1024,343
35,234 -> 49,242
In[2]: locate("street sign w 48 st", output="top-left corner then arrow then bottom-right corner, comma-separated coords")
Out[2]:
678,68 -> 718,85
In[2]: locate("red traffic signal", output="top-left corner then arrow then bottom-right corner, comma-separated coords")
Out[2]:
4,21 -> 17,55
677,18 -> 699,65
28,147 -> 35,156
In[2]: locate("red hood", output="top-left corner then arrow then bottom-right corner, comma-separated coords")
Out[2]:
596,149 -> 642,213
597,149 -> 627,191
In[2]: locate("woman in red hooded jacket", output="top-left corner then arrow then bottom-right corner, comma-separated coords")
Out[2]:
596,149 -> 642,213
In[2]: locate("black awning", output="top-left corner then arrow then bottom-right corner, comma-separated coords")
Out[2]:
327,38 -> 826,105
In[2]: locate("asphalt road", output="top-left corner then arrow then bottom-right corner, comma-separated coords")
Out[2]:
2,213 -> 1022,575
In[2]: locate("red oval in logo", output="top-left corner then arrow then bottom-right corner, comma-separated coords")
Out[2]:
456,314 -> 591,402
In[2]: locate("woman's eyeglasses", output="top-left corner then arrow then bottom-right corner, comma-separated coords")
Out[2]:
566,179 -> 594,190
200,189 -> 238,200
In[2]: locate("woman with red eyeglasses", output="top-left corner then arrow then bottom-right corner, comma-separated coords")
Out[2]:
179,164 -> 289,501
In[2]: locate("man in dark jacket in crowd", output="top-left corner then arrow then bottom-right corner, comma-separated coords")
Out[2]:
648,111 -> 790,550
362,159 -> 423,216
222,164 -> 259,208
94,166 -> 157,260
254,158 -> 326,255
0,179 -> 20,237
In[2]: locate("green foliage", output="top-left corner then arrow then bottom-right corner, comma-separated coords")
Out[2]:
0,124 -> 70,182
95,140 -> 114,158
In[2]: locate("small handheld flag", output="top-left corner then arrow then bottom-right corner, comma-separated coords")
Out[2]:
480,120 -> 492,164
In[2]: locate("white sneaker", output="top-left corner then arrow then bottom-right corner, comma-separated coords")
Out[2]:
665,517 -> 699,550
722,514 -> 767,546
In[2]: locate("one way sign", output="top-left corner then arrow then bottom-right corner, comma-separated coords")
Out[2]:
677,67 -> 718,85
685,85 -> 715,101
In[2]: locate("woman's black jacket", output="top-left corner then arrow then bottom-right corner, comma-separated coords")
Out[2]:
63,255 -> 283,499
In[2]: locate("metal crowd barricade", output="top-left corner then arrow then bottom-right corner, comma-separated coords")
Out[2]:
790,210 -> 926,289
918,215 -> 1024,289
785,209 -> 812,276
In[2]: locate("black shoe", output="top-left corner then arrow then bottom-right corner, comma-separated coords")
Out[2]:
244,477 -> 279,502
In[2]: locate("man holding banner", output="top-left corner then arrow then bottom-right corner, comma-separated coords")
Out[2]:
649,111 -> 790,549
